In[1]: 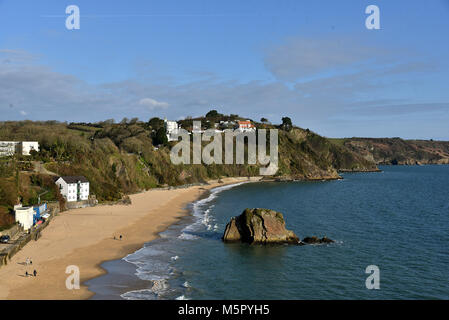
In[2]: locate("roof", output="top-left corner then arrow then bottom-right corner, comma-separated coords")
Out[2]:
15,206 -> 33,211
237,120 -> 255,127
58,176 -> 89,184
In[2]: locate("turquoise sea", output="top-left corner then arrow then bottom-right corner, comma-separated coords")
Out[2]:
87,165 -> 449,299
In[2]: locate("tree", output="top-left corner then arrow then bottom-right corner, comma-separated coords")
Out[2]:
152,127 -> 168,146
98,119 -> 115,127
148,117 -> 164,131
206,110 -> 219,118
129,117 -> 139,125
281,117 -> 293,131
260,117 -> 268,123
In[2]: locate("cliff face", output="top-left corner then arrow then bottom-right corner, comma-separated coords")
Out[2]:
277,128 -> 379,179
341,138 -> 449,165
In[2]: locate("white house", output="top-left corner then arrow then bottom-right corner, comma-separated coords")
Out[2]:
21,141 -> 39,155
55,176 -> 90,202
0,141 -> 18,157
15,207 -> 34,231
236,120 -> 256,132
0,141 -> 39,157
218,120 -> 236,130
164,119 -> 180,141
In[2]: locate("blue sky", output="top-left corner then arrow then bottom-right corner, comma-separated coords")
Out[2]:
1,0 -> 449,139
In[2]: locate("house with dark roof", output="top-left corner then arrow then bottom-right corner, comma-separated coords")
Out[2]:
55,176 -> 90,202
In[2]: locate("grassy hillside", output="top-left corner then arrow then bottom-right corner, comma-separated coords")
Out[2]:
336,138 -> 449,165
277,128 -> 378,179
0,117 -> 378,226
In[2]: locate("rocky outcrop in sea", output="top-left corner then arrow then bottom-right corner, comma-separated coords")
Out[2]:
222,208 -> 300,244
222,208 -> 335,246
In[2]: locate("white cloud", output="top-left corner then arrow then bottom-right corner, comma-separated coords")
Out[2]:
264,37 -> 389,81
0,48 -> 448,139
0,49 -> 38,64
20,110 -> 27,116
138,98 -> 169,110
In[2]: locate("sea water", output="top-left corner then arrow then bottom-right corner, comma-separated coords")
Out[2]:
87,166 -> 449,300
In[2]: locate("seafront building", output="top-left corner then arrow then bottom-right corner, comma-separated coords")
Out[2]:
14,206 -> 34,231
14,203 -> 49,231
33,203 -> 47,224
55,176 -> 90,202
0,141 -> 39,157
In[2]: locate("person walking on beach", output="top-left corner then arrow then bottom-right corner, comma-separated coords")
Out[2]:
119,235 -> 123,241
25,257 -> 30,265
33,270 -> 37,277
25,271 -> 28,277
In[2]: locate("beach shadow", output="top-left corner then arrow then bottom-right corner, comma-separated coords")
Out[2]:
17,262 -> 27,266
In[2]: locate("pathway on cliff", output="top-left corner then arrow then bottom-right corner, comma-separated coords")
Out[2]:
32,161 -> 58,176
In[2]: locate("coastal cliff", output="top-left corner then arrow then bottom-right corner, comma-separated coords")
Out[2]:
335,138 -> 449,165
3,116 -> 445,228
0,117 -> 378,227
277,128 -> 379,179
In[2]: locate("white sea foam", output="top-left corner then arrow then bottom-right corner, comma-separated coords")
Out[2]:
123,246 -> 164,263
122,244 -> 175,282
120,289 -> 156,300
178,232 -> 199,240
178,181 -> 248,240
120,279 -> 171,300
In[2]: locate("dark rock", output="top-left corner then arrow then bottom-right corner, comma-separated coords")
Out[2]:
222,208 -> 300,244
301,236 -> 335,245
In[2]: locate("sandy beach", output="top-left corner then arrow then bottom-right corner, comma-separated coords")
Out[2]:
0,177 -> 260,300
